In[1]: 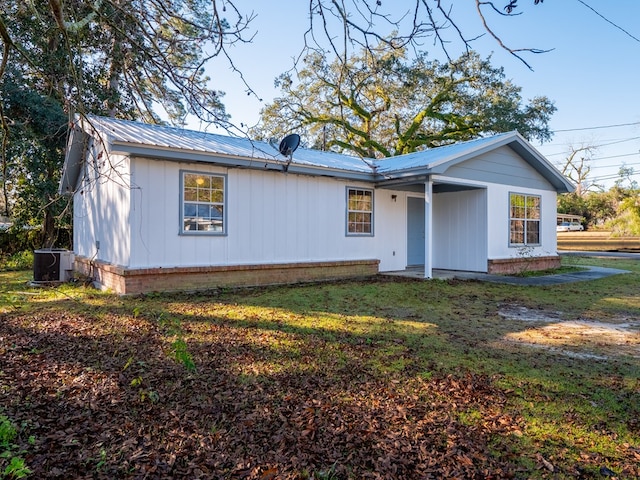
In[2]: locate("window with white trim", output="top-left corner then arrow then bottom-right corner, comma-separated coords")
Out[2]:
347,188 -> 373,235
181,171 -> 225,234
509,193 -> 540,246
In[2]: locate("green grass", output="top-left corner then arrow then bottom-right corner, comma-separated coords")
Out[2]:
0,256 -> 638,478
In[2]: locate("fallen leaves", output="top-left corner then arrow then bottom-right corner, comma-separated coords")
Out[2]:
0,302 -> 638,479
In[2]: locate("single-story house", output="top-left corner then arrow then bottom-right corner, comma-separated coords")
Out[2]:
59,115 -> 574,294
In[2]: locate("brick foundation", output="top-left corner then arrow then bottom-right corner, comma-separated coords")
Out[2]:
74,256 -> 380,295
487,255 -> 561,275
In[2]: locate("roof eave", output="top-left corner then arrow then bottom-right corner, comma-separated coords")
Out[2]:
428,132 -> 575,194
58,127 -> 89,195
506,135 -> 576,194
116,143 -> 376,182
374,168 -> 433,188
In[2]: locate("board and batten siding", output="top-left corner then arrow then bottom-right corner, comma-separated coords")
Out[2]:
432,188 -> 488,272
128,157 -> 379,269
375,190 -> 411,272
432,173 -> 559,268
73,151 -> 131,267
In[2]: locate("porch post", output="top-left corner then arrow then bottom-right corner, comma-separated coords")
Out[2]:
424,178 -> 433,279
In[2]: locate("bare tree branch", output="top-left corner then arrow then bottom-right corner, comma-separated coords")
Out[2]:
475,1 -> 552,70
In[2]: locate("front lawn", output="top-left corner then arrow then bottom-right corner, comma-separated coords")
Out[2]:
0,256 -> 638,479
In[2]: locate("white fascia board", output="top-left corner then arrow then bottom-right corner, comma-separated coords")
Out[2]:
431,175 -> 488,189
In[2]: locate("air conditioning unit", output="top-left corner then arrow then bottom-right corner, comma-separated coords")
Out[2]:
33,249 -> 75,282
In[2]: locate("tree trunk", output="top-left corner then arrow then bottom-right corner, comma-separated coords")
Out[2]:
1,127 -> 10,217
42,204 -> 57,248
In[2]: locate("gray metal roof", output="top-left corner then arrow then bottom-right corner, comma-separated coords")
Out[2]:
88,116 -> 373,173
373,132 -> 516,173
59,116 -> 575,195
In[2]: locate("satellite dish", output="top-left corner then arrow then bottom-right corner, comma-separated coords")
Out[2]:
278,134 -> 300,157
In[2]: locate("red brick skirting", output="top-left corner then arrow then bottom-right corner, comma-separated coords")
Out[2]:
74,256 -> 380,295
487,255 -> 561,275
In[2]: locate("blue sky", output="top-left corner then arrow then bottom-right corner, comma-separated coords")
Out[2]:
197,1 -> 640,189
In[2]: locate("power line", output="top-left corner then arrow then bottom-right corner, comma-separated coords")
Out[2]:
553,121 -> 640,133
590,172 -> 639,182
547,151 -> 640,163
540,135 -> 640,157
590,161 -> 640,171
596,136 -> 640,148
576,0 -> 640,44
541,136 -> 640,157
590,152 -> 640,162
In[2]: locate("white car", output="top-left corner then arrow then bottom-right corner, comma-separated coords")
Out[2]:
556,221 -> 584,232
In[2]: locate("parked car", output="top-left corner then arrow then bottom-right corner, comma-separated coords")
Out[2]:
556,221 -> 584,232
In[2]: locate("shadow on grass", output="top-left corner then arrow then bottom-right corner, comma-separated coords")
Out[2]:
1,262 -> 639,478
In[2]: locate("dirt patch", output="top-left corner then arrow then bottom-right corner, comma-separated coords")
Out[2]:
498,305 -> 640,360
498,304 -> 563,323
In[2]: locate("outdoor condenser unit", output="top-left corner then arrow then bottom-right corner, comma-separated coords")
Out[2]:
33,249 -> 74,282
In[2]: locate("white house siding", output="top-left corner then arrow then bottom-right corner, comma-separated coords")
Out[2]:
73,151 -> 131,267
486,184 -> 558,261
71,139 -> 563,276
129,156 -> 178,267
128,157 -> 380,269
438,148 -> 559,263
432,189 -> 488,272
375,190 -> 411,272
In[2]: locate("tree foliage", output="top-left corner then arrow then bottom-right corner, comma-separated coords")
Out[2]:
0,0 -> 245,125
609,194 -> 640,236
607,167 -> 640,235
557,192 -> 612,228
0,66 -> 68,248
254,48 -> 555,158
0,1 -> 552,127
1,0 -> 250,247
557,166 -> 640,233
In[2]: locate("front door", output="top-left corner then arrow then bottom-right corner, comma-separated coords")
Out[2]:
407,197 -> 425,266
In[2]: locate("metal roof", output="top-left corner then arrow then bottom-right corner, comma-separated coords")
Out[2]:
59,116 -> 575,195
373,132 -> 516,173
87,116 -> 373,173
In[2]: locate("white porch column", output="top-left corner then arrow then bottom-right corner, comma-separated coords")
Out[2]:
424,179 -> 433,279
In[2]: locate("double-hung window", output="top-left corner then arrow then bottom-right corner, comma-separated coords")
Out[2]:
181,171 -> 226,234
509,193 -> 540,246
347,187 -> 373,235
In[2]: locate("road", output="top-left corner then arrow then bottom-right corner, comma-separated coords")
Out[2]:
560,251 -> 640,259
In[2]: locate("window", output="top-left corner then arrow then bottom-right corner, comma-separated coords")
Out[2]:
181,171 -> 225,234
347,188 -> 373,235
509,193 -> 540,246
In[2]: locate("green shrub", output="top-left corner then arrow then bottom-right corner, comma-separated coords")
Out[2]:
0,416 -> 17,447
0,251 -> 34,272
0,415 -> 31,479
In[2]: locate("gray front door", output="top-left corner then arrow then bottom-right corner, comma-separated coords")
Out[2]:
407,197 -> 425,266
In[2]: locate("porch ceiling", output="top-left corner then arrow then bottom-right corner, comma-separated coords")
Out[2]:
376,180 -> 483,193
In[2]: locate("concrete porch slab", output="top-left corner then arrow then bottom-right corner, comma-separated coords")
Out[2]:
380,266 -> 629,286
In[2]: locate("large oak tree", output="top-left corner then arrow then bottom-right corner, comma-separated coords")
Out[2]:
254,48 -> 555,158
